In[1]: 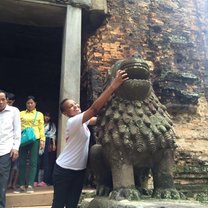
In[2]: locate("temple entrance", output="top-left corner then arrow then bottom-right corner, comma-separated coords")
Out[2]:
0,22 -> 63,124
1,0 -> 95,190
0,1 -> 66,190
0,0 -> 66,124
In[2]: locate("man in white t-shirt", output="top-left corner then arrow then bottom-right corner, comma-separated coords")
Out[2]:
0,90 -> 21,208
51,70 -> 129,208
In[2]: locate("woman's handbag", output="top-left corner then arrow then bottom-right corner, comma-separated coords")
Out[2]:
20,112 -> 38,147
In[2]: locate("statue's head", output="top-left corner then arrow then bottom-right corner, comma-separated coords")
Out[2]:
109,57 -> 151,101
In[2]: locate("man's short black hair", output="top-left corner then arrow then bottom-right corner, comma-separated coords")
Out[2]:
60,99 -> 68,113
7,92 -> 15,101
0,89 -> 7,98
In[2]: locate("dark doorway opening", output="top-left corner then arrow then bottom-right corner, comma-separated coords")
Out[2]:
0,23 -> 63,124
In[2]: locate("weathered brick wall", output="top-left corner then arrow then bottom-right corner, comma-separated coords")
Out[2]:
82,0 -> 208,197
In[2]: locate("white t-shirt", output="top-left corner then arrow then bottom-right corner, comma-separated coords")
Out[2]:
56,112 -> 90,170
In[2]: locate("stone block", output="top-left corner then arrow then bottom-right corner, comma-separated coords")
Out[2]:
91,0 -> 107,13
6,187 -> 53,207
70,0 -> 91,9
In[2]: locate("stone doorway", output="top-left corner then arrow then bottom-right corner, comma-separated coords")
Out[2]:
0,0 -> 66,124
0,1 -> 65,187
0,22 -> 63,124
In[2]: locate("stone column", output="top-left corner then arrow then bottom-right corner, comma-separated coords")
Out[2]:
57,5 -> 82,155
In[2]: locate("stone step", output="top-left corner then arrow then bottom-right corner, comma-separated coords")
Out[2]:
6,186 -> 53,208
6,186 -> 96,208
11,207 -> 50,208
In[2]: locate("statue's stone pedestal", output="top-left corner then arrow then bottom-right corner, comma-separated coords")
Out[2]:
80,197 -> 208,208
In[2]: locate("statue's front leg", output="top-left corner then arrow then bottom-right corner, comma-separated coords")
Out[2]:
110,162 -> 140,201
152,150 -> 183,199
90,144 -> 112,196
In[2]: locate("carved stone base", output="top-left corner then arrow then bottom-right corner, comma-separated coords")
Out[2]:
80,197 -> 207,208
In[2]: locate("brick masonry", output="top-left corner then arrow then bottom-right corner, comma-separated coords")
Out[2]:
82,0 -> 208,199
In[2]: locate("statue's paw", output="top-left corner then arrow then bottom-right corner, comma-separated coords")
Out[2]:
109,188 -> 140,201
96,185 -> 112,196
138,187 -> 153,196
153,188 -> 185,199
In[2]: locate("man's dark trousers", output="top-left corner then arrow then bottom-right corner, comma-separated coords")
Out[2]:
0,153 -> 11,208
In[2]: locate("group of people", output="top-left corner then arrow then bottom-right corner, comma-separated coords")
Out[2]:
0,90 -> 57,208
0,69 -> 128,208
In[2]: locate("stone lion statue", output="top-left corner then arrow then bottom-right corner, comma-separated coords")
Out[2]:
90,57 -> 181,201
